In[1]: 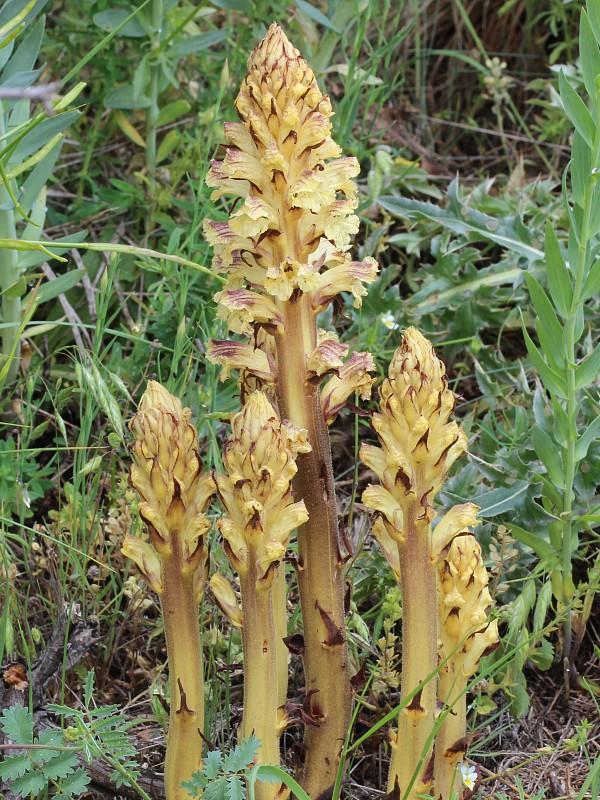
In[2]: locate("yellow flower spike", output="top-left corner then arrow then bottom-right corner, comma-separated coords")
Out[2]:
206,25 -> 377,794
126,381 -> 215,800
360,328 -> 470,799
434,525 -> 499,800
215,391 -> 308,800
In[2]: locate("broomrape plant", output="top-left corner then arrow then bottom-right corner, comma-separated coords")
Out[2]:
125,24 -> 498,800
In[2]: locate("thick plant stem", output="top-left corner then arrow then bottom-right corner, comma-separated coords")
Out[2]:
240,559 -> 281,800
273,565 -> 289,709
433,667 -> 466,800
275,298 -> 351,799
391,503 -> 437,798
161,550 -> 205,800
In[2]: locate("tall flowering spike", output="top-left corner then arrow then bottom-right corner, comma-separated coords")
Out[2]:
360,329 -> 469,799
124,381 -> 216,800
216,390 -> 309,584
205,25 -> 377,796
204,22 -> 377,312
215,391 -> 308,800
434,520 -> 499,800
361,327 -> 467,518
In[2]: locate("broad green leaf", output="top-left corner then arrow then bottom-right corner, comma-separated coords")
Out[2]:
112,110 -> 145,147
380,195 -> 543,261
254,765 -> 312,800
575,343 -> 600,389
43,750 -> 79,781
226,775 -> 245,800
532,425 -> 564,487
524,273 -> 565,370
23,268 -> 85,306
0,752 -> 30,781
10,111 -> 79,163
559,69 -> 596,148
202,749 -> 223,781
104,84 -> 151,110
156,129 -> 179,164
522,325 -> 568,398
580,10 -> 600,103
296,0 -> 341,32
0,704 -> 33,743
93,8 -> 146,37
166,29 -> 229,58
12,770 -> 46,796
157,99 -> 191,127
575,416 -> 600,462
587,180 -> 600,237
132,54 -> 150,101
18,138 -> 61,217
54,767 -> 91,796
582,256 -> 600,300
571,131 -> 592,207
588,0 -> 600,45
474,481 -> 529,517
533,580 -> 553,634
1,13 -> 43,81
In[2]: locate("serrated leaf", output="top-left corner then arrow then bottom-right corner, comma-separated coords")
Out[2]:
223,736 -> 259,773
524,273 -> 565,370
532,425 -> 564,486
1,704 -> 33,743
12,769 -> 47,796
43,749 -> 79,781
575,416 -> 600,462
226,774 -> 245,800
575,343 -> 600,389
559,69 -> 596,147
544,222 -> 572,316
522,325 -> 568,399
203,749 -> 224,781
54,767 -> 91,797
203,776 -> 229,800
0,752 -> 31,781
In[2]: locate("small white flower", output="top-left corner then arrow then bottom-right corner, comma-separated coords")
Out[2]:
460,762 -> 478,790
380,311 -> 399,330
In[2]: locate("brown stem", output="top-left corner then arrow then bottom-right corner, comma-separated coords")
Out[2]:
161,550 -> 204,800
239,558 -> 281,800
275,296 -> 351,799
391,502 -> 438,799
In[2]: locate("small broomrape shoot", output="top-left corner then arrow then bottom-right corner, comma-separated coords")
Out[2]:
123,382 -> 215,800
433,506 -> 499,800
215,391 -> 308,800
205,23 -> 377,795
361,328 -> 467,799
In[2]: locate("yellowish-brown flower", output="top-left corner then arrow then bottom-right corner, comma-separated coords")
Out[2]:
215,390 -> 309,585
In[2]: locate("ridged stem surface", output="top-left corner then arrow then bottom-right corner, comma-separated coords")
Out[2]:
275,298 -> 350,798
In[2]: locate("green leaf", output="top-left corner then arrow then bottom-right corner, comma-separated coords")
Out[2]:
12,769 -> 47,796
1,14 -> 43,82
474,481 -> 529,517
26,268 -> 85,305
575,343 -> 600,389
0,753 -> 30,781
10,111 -> 79,164
580,10 -> 600,104
93,9 -> 146,37
132,54 -> 150,101
529,638 -> 554,670
582,256 -> 600,300
524,273 -> 565,370
588,0 -> 600,45
226,775 -> 245,800
202,749 -> 223,781
575,416 -> 600,462
157,99 -> 191,127
54,767 -> 91,797
43,750 -> 79,781
533,580 -> 553,634
18,139 -> 62,218
254,765 -> 312,800
84,669 -> 95,708
203,777 -> 228,800
380,194 -> 543,261
0,704 -> 33,743
571,130 -> 592,207
532,425 -> 564,486
296,0 -> 341,32
223,735 -> 259,773
104,84 -> 151,109
522,325 -> 568,399
166,29 -> 229,58
559,69 -> 596,148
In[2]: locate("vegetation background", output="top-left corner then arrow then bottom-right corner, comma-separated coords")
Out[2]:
0,0 -> 598,798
